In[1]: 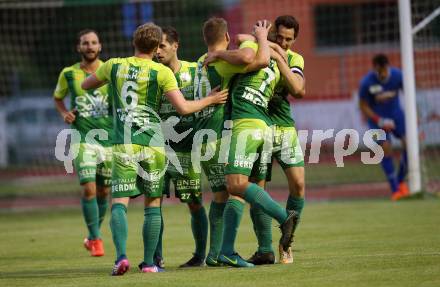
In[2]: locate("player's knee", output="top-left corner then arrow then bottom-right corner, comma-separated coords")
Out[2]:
213,191 -> 229,203
290,179 -> 305,197
96,186 -> 110,198
226,176 -> 247,196
82,183 -> 96,199
145,196 -> 161,207
188,202 -> 202,212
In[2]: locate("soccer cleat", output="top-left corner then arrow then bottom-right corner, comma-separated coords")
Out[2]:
90,239 -> 104,257
138,262 -> 164,273
391,191 -> 402,201
218,253 -> 255,268
179,254 -> 205,268
398,182 -> 410,196
247,251 -> 275,265
391,183 -> 410,201
154,256 -> 165,269
83,238 -> 92,251
279,210 -> 298,253
111,256 -> 130,276
205,255 -> 224,267
279,246 -> 293,264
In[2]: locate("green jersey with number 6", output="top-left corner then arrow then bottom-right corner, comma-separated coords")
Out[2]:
159,60 -> 197,151
95,56 -> 178,146
193,41 -> 258,136
54,61 -> 113,147
268,49 -> 304,127
229,58 -> 281,124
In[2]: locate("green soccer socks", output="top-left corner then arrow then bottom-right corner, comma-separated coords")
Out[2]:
110,203 -> 128,259
287,195 -> 304,232
244,183 -> 288,224
143,207 -> 162,265
220,199 -> 245,255
208,201 -> 226,258
191,206 -> 208,259
154,210 -> 164,260
81,197 -> 100,240
250,204 -> 273,253
97,196 -> 109,228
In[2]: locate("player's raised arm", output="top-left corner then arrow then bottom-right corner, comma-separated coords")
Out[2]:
235,33 -> 256,45
165,86 -> 227,115
242,20 -> 271,72
203,20 -> 271,72
204,43 -> 256,66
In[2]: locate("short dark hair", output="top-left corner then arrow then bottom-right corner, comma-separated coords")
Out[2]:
275,15 -> 299,39
133,23 -> 162,53
372,54 -> 389,68
162,26 -> 179,44
203,17 -> 228,46
77,29 -> 99,45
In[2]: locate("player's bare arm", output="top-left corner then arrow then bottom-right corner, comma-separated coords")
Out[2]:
204,47 -> 256,66
54,98 -> 76,124
81,74 -> 106,90
235,33 -> 256,45
203,20 -> 271,71
359,98 -> 395,131
166,86 -> 227,115
268,41 -> 288,63
271,46 -> 305,98
241,20 -> 271,72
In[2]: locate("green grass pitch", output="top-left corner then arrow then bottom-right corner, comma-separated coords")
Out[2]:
0,199 -> 439,287
0,162 -> 387,198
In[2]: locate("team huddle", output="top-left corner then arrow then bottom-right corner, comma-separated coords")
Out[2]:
54,15 -> 306,275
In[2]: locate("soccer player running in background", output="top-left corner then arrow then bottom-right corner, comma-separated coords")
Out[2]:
359,54 -> 409,201
82,23 -> 226,275
155,26 -> 228,267
194,17 -> 270,266
54,29 -> 112,257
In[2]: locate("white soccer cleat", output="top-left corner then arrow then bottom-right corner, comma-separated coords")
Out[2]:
279,246 -> 293,264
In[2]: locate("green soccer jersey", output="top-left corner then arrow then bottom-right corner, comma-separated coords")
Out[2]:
230,58 -> 281,125
268,49 -> 304,127
95,56 -> 178,146
159,60 -> 197,152
193,41 -> 258,136
54,61 -> 113,147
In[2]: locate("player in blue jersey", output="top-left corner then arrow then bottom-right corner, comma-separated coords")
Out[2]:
359,54 -> 409,201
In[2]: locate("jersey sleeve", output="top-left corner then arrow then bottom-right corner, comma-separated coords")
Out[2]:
159,66 -> 179,94
213,41 -> 259,77
95,58 -> 114,82
239,40 -> 258,51
289,53 -> 305,78
53,69 -> 69,100
214,60 -> 248,78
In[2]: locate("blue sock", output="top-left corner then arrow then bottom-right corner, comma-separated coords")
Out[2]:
381,156 -> 398,193
397,151 -> 408,184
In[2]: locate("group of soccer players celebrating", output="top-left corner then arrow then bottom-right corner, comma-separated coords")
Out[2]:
54,14 -> 306,275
